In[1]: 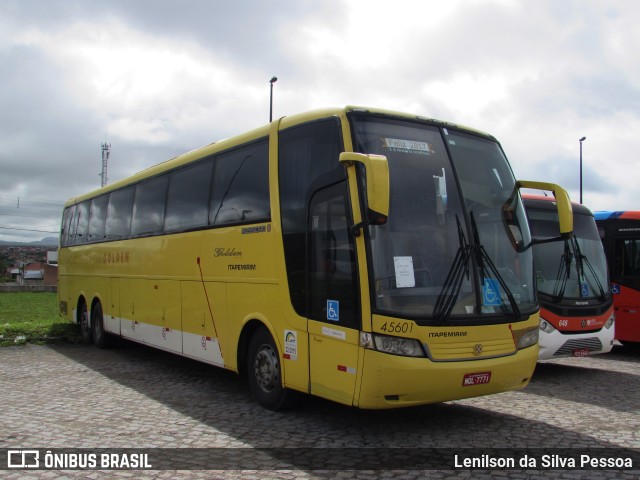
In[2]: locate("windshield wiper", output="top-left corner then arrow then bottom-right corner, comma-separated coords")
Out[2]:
573,238 -> 607,302
433,213 -> 522,322
551,239 -> 572,303
433,215 -> 471,323
469,213 -> 521,319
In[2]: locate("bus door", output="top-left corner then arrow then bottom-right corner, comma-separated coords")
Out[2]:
307,181 -> 362,405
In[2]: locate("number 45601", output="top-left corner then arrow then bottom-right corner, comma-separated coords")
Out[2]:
379,321 -> 413,334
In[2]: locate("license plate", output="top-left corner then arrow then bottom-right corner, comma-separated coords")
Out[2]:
572,348 -> 590,357
462,372 -> 491,386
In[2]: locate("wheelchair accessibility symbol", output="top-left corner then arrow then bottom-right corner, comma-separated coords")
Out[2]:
327,300 -> 340,322
580,282 -> 590,297
611,283 -> 621,295
482,278 -> 502,306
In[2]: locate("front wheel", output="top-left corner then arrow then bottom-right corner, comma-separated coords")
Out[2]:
247,327 -> 297,411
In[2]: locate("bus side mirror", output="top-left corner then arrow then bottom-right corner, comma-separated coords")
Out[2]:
517,180 -> 574,237
339,152 -> 390,226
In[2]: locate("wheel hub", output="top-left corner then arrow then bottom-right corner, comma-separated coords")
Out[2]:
254,346 -> 279,393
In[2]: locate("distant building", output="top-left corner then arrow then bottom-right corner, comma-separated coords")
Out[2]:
23,262 -> 44,285
45,250 -> 58,285
44,265 -> 58,286
8,268 -> 20,281
47,251 -> 58,265
0,244 -> 58,288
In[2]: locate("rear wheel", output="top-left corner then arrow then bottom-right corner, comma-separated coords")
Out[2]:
91,302 -> 113,349
247,327 -> 297,411
79,301 -> 92,343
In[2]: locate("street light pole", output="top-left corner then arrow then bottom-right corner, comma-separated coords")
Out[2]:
579,136 -> 586,204
269,76 -> 278,122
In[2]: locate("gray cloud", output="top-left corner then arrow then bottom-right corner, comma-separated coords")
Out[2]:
1,0 -> 639,242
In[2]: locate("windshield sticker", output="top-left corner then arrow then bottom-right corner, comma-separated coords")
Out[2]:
394,256 -> 416,288
482,278 -> 502,306
382,138 -> 434,155
580,282 -> 590,297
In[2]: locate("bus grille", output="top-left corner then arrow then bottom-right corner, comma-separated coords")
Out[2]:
427,338 -> 516,361
553,338 -> 603,357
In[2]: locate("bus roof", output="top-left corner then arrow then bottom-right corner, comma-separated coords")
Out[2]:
522,193 -> 592,216
593,211 -> 640,221
64,105 -> 496,207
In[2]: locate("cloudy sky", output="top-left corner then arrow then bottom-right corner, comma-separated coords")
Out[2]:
1,0 -> 639,243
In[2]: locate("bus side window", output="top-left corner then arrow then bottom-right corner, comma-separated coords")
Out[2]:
105,187 -> 135,241
131,176 -> 169,237
278,118 -> 344,317
210,139 -> 269,226
74,202 -> 90,245
627,239 -> 640,275
88,194 -> 109,243
165,159 -> 213,232
60,205 -> 75,247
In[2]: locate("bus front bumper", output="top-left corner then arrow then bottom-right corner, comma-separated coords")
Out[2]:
538,326 -> 614,360
355,345 -> 538,409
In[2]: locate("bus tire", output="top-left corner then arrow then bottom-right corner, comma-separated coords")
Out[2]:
247,327 -> 296,411
91,301 -> 113,349
79,301 -> 92,344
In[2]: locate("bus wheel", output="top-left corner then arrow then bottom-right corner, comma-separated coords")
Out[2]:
247,327 -> 296,411
91,302 -> 113,349
79,301 -> 92,344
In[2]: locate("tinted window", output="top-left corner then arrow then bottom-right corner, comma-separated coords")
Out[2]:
165,160 -> 213,232
210,139 -> 269,226
60,206 -> 75,247
615,238 -> 640,278
88,194 -> 109,243
308,182 -> 359,328
278,118 -> 344,316
132,176 -> 169,236
74,202 -> 90,244
105,187 -> 135,240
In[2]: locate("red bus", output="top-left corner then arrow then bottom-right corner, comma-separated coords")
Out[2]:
594,211 -> 640,347
524,195 -> 614,359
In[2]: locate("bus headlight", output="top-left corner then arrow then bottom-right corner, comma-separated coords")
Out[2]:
516,327 -> 539,350
604,314 -> 615,329
360,332 -> 426,357
539,320 -> 556,334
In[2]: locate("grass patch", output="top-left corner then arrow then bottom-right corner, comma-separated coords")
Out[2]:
0,292 -> 80,346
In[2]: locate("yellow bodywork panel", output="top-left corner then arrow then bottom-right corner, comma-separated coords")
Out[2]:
356,343 -> 538,409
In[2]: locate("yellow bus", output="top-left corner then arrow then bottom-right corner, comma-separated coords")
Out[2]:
58,106 -> 573,410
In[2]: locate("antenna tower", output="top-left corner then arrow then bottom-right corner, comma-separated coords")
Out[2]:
100,142 -> 110,187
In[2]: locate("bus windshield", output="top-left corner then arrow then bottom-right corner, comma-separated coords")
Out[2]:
351,116 -> 535,323
530,209 -> 609,302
